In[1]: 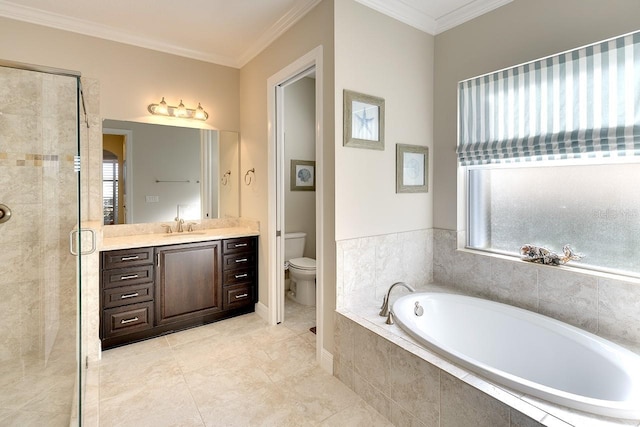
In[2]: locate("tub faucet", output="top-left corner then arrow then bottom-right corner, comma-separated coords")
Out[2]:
379,281 -> 415,324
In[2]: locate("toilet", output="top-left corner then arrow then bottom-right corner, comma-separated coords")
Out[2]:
284,232 -> 316,306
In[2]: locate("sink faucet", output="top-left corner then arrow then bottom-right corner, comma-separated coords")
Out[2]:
175,216 -> 184,233
379,281 -> 415,325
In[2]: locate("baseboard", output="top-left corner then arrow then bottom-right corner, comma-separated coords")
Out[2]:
254,302 -> 269,323
320,347 -> 333,374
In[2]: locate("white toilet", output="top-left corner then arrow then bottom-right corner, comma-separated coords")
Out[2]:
284,232 -> 316,306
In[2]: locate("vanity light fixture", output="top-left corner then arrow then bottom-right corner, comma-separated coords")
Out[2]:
147,97 -> 209,121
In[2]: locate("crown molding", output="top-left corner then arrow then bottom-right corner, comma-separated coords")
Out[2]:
435,0 -> 513,34
353,0 -> 512,35
352,0 -> 436,34
0,0 -> 321,69
237,0 -> 323,68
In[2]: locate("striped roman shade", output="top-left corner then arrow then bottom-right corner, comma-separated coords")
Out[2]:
457,30 -> 640,166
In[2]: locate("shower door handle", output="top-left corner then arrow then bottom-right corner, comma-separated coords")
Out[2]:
69,228 -> 97,256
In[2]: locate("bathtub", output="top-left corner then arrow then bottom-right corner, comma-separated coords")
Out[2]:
391,292 -> 640,420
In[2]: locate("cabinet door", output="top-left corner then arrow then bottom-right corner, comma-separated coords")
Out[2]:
155,241 -> 222,326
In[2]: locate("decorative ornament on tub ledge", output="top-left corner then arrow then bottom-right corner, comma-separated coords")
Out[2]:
520,244 -> 583,266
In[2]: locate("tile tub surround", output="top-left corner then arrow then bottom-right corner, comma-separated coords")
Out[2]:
433,228 -> 640,350
336,229 -> 433,311
334,305 -> 640,427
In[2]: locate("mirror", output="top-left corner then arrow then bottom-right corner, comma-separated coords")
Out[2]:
102,119 -> 239,225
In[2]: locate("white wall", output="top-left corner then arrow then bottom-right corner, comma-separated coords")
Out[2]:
284,77 -> 316,259
334,0 -> 434,241
433,0 -> 640,231
239,0 -> 335,351
0,17 -> 240,131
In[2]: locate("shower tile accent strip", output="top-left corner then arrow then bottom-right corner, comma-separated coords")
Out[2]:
0,152 -> 63,166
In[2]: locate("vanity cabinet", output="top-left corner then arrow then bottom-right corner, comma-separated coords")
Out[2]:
100,236 -> 258,349
155,241 -> 222,326
100,247 -> 155,344
222,237 -> 258,310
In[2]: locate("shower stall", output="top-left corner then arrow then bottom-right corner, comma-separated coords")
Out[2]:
0,62 -> 88,425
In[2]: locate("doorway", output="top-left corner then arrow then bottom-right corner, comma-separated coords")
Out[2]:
267,47 -> 326,369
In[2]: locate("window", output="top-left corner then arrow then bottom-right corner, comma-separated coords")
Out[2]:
467,160 -> 640,275
103,159 -> 118,225
459,31 -> 640,277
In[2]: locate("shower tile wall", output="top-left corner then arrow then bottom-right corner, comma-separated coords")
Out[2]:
0,66 -> 78,422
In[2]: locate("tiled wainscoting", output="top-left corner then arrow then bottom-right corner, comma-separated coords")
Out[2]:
433,229 -> 640,350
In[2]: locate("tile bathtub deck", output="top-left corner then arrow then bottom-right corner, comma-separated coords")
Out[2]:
97,301 -> 391,427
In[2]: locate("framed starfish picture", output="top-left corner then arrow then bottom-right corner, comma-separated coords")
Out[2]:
343,90 -> 385,150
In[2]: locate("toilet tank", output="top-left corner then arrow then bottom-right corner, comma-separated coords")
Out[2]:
284,232 -> 306,261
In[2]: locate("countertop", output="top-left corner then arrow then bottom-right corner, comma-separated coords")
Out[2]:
101,227 -> 259,251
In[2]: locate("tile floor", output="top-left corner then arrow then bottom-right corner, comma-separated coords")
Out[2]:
96,300 -> 392,426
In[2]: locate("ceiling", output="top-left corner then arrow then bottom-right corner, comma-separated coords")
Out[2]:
0,0 -> 511,68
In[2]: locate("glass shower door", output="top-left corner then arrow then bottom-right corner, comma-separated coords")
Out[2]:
0,64 -> 84,426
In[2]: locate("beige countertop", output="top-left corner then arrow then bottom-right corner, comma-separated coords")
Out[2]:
101,227 -> 259,251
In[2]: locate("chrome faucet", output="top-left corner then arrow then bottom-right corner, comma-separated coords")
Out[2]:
379,281 -> 415,325
175,216 -> 184,233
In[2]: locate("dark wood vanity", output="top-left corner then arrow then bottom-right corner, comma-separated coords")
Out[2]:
100,235 -> 258,349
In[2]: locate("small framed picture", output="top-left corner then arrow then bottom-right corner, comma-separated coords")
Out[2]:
343,89 -> 385,150
396,144 -> 428,193
290,160 -> 315,191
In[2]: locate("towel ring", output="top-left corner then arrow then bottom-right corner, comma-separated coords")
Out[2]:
244,168 -> 255,185
221,170 -> 231,186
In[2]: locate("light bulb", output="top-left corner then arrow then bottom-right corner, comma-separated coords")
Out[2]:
175,100 -> 187,117
195,103 -> 207,120
155,97 -> 168,115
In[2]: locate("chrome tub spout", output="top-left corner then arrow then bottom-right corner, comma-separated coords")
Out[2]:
379,281 -> 415,324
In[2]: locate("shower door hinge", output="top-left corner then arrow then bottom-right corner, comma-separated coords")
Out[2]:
74,155 -> 81,173
276,230 -> 281,237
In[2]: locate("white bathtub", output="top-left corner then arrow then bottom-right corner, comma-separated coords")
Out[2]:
392,292 -> 640,420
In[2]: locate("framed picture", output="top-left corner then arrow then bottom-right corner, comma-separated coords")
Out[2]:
396,144 -> 428,193
290,160 -> 315,191
343,89 -> 385,150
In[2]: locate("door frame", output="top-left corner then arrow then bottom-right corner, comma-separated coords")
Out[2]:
267,46 -> 327,370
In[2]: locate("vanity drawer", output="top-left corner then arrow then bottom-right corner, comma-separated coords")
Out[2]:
223,283 -> 254,310
103,302 -> 154,338
103,247 -> 154,269
223,237 -> 257,254
103,283 -> 154,309
102,265 -> 154,289
222,253 -> 256,271
223,268 -> 256,286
